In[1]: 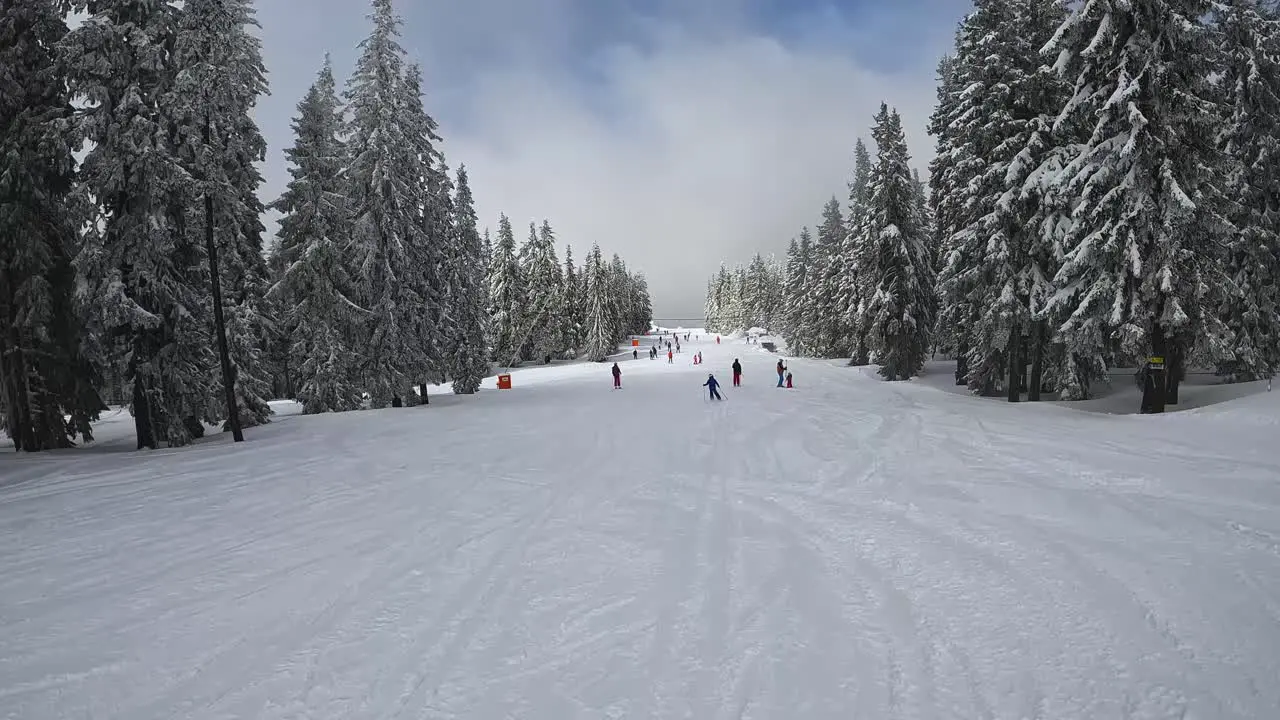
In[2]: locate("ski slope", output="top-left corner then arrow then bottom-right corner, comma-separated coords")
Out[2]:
2,334 -> 1279,719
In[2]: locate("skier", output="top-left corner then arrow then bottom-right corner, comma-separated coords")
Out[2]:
732,358 -> 742,387
776,359 -> 786,387
785,371 -> 793,389
612,362 -> 622,389
716,336 -> 721,344
704,373 -> 723,400
667,349 -> 674,364
633,349 -> 638,360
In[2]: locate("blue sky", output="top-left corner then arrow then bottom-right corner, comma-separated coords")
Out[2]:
255,0 -> 971,317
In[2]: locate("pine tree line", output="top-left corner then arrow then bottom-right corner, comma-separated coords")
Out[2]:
931,0 -> 1280,412
704,0 -> 1280,411
704,104 -> 936,382
703,254 -> 784,337
1,0 -> 652,452
485,214 -> 652,366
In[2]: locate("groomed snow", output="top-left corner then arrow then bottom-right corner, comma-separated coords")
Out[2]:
2,335 -> 1279,719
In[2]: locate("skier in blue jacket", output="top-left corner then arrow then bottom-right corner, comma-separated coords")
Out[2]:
704,373 -> 723,400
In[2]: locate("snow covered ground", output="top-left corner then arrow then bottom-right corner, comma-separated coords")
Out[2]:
2,335 -> 1279,719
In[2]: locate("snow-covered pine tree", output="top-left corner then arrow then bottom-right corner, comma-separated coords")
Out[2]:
844,140 -> 874,366
935,0 -> 1069,399
401,64 -> 451,404
781,237 -> 809,353
705,264 -> 730,333
1044,0 -> 1233,410
344,0 -> 431,407
487,214 -> 522,364
531,220 -> 565,361
269,56 -> 364,414
584,244 -> 613,361
861,104 -> 937,381
0,0 -> 104,451
810,197 -> 848,357
171,0 -> 274,433
62,0 -> 219,449
1214,0 -> 1280,382
630,272 -> 653,334
608,254 -> 629,341
449,165 -> 490,393
928,49 -> 975,384
562,245 -> 584,355
991,0 -> 1073,401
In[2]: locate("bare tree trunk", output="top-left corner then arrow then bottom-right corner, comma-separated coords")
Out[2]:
1140,324 -> 1168,414
132,373 -> 155,450
1007,331 -> 1021,402
1029,321 -> 1044,402
955,341 -> 969,386
206,192 -> 243,441
1168,344 -> 1185,405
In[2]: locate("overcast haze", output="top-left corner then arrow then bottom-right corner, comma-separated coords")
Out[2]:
254,0 -> 969,318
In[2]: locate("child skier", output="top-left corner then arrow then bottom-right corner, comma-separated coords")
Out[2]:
667,350 -> 673,364
732,359 -> 742,387
704,373 -> 723,400
785,371 -> 793,389
612,362 -> 622,389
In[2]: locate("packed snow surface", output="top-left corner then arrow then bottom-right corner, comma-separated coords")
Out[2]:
3,335 -> 1280,719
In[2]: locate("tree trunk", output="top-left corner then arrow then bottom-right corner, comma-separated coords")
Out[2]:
1029,321 -> 1044,402
1140,324 -> 1168,414
1007,331 -> 1021,402
420,380 -> 429,405
1168,344 -> 1185,405
132,374 -> 156,450
206,191 -> 244,442
955,341 -> 969,386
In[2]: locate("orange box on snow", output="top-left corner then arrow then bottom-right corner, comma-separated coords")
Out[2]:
632,339 -> 640,346
497,374 -> 512,390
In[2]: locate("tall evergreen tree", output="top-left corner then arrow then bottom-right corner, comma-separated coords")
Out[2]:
344,0 -> 430,407
1215,0 -> 1280,382
929,49 -> 976,383
562,245 -> 584,354
449,165 -> 489,393
781,237 -> 809,354
861,104 -> 937,380
844,140 -> 874,365
0,0 -> 103,451
584,244 -> 613,361
934,0 -> 1069,398
403,64 -> 451,402
63,0 -> 218,449
172,0 -> 274,434
487,213 -> 522,364
1043,0 -> 1232,410
269,56 -> 363,414
809,197 -> 848,357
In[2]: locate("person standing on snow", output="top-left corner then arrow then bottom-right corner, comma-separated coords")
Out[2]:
732,358 -> 742,387
667,349 -> 673,364
633,349 -> 638,360
704,374 -> 723,400
785,370 -> 793,389
776,359 -> 786,387
612,362 -> 622,389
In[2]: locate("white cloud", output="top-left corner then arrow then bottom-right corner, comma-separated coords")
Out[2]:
447,28 -> 943,317
254,1 -> 958,318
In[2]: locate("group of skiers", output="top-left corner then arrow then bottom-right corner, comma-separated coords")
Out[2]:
611,355 -> 794,400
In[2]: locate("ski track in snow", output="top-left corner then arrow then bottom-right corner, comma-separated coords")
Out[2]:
2,337 -> 1280,719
